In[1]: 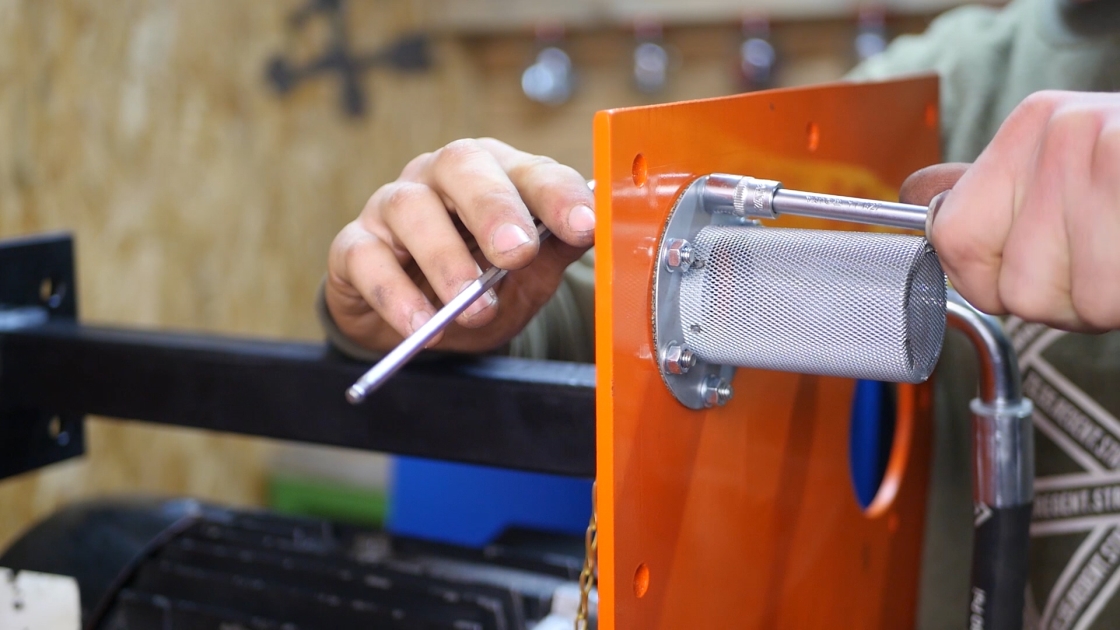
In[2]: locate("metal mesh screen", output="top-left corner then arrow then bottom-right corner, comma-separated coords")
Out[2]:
679,226 -> 946,383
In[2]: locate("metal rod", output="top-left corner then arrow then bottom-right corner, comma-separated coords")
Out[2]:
702,174 -> 929,232
346,223 -> 552,404
773,188 -> 927,231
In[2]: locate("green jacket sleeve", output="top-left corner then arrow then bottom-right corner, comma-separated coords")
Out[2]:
848,0 -> 1120,163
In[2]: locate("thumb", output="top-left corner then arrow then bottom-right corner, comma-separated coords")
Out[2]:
899,162 -> 971,206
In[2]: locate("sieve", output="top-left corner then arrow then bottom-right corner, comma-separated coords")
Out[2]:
652,174 -> 947,409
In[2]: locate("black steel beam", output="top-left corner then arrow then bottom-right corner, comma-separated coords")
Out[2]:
0,321 -> 596,478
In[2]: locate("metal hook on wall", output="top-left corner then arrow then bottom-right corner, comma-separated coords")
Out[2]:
266,0 -> 432,117
632,19 -> 670,95
521,24 -> 576,106
738,14 -> 777,92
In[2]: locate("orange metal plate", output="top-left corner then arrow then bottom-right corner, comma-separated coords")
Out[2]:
592,77 -> 940,629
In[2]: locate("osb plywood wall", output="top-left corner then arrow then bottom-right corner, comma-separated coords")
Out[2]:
0,0 -> 933,547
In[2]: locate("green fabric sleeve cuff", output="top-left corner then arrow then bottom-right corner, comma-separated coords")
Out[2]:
315,278 -> 386,363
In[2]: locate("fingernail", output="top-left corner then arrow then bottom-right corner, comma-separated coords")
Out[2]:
410,310 -> 432,334
493,223 -> 532,254
568,204 -> 596,233
925,190 -> 950,241
463,285 -> 496,319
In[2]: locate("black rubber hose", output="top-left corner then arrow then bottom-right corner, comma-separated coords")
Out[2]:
968,503 -> 1033,630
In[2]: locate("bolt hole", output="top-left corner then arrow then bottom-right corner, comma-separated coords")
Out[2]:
39,277 -> 66,309
632,153 -> 647,187
923,103 -> 938,129
48,415 -> 70,446
806,122 -> 820,152
633,563 -> 650,598
850,381 -> 896,510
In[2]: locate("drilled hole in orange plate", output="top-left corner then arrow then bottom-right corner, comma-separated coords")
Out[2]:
633,563 -> 650,598
851,381 -> 894,511
855,383 -> 920,519
632,153 -> 647,187
924,103 -> 938,129
806,122 -> 820,152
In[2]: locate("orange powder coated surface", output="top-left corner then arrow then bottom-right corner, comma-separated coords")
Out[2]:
592,77 -> 941,629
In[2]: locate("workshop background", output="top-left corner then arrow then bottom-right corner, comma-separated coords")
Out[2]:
0,0 -> 980,548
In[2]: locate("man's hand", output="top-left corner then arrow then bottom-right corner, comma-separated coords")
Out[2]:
327,138 -> 594,353
901,91 -> 1120,331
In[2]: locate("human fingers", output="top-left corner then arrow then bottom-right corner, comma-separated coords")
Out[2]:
988,93 -> 1120,330
993,99 -> 1106,329
898,162 -> 969,206
373,181 -> 498,328
925,92 -> 1062,315
327,221 -> 443,345
477,137 -> 596,250
1066,109 -> 1120,329
413,139 -> 540,271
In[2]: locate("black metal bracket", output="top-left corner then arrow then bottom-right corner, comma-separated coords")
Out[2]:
266,0 -> 431,117
0,233 -> 85,479
0,234 -> 595,482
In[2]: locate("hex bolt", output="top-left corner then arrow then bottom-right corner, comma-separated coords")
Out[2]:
662,342 -> 698,375
664,239 -> 694,272
701,375 -> 734,407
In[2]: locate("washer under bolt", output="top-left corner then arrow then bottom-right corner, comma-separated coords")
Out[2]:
664,239 -> 695,272
662,342 -> 698,375
701,375 -> 733,407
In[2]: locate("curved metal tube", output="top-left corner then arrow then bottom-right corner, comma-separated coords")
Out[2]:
946,291 -> 1034,509
947,290 -> 1034,630
946,291 -> 1024,408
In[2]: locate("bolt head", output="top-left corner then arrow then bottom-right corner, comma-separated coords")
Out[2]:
664,239 -> 693,271
662,343 -> 697,375
702,376 -> 733,407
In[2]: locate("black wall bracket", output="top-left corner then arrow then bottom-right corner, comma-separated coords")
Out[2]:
0,233 -> 85,479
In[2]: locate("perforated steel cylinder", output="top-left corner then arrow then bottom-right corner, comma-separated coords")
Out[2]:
679,226 -> 946,383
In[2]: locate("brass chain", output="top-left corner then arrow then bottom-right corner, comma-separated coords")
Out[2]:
575,481 -> 598,630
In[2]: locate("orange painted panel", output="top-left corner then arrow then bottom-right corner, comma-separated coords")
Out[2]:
592,77 -> 940,629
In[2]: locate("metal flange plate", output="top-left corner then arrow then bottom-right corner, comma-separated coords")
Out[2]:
652,176 -> 740,410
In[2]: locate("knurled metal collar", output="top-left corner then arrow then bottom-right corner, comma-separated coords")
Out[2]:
733,176 -> 781,219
